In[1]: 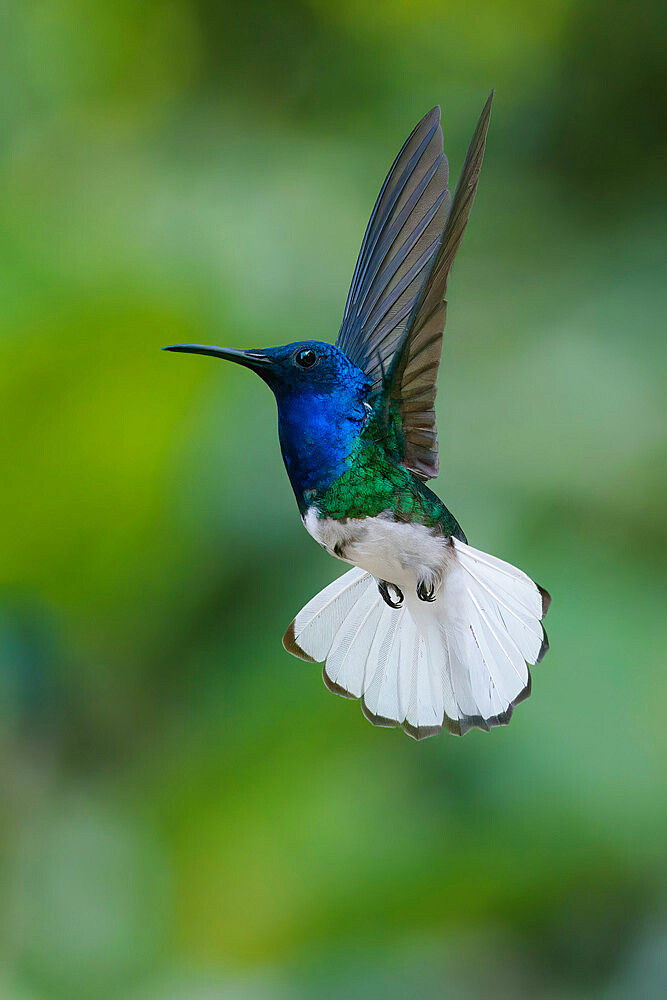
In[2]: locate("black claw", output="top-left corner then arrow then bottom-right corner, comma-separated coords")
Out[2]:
378,580 -> 403,609
417,579 -> 437,602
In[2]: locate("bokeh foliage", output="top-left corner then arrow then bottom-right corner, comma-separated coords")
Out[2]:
0,1 -> 665,998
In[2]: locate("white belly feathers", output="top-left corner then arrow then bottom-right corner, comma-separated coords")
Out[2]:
303,506 -> 452,592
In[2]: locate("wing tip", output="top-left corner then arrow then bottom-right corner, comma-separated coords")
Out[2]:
477,90 -> 494,128
282,621 -> 318,663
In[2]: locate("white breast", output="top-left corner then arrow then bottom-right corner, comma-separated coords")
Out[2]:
303,506 -> 452,592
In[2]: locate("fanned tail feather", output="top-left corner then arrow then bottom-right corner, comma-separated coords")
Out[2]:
283,540 -> 549,740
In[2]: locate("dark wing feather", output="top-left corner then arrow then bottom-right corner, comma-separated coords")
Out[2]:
336,94 -> 493,481
389,92 -> 494,480
335,106 -> 451,389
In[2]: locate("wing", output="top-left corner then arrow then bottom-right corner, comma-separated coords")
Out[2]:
336,94 -> 493,481
336,105 -> 451,390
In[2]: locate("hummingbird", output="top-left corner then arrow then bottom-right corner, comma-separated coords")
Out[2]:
164,94 -> 550,740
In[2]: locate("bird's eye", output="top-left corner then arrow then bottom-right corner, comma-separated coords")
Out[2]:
294,348 -> 318,369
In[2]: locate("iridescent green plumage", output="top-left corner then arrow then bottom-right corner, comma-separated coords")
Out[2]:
315,405 -> 465,541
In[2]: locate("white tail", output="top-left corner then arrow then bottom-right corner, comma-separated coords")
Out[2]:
283,539 -> 549,739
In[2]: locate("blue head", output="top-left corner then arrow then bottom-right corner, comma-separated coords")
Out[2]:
164,339 -> 371,511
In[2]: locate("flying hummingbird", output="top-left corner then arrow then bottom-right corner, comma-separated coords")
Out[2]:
164,94 -> 550,740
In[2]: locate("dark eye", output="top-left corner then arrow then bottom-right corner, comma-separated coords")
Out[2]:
294,348 -> 318,369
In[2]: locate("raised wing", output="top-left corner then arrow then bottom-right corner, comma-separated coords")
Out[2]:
336,106 -> 451,390
336,94 -> 493,480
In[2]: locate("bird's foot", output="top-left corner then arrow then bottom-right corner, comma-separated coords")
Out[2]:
417,578 -> 437,602
378,580 -> 403,609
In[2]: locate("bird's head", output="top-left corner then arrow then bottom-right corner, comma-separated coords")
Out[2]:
164,339 -> 374,500
163,340 -> 371,404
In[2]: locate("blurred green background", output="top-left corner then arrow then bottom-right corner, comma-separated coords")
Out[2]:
1,1 -> 665,998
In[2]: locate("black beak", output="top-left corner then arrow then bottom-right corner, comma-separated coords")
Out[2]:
162,344 -> 271,373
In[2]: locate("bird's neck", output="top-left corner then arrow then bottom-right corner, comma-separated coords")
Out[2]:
276,388 -> 367,514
